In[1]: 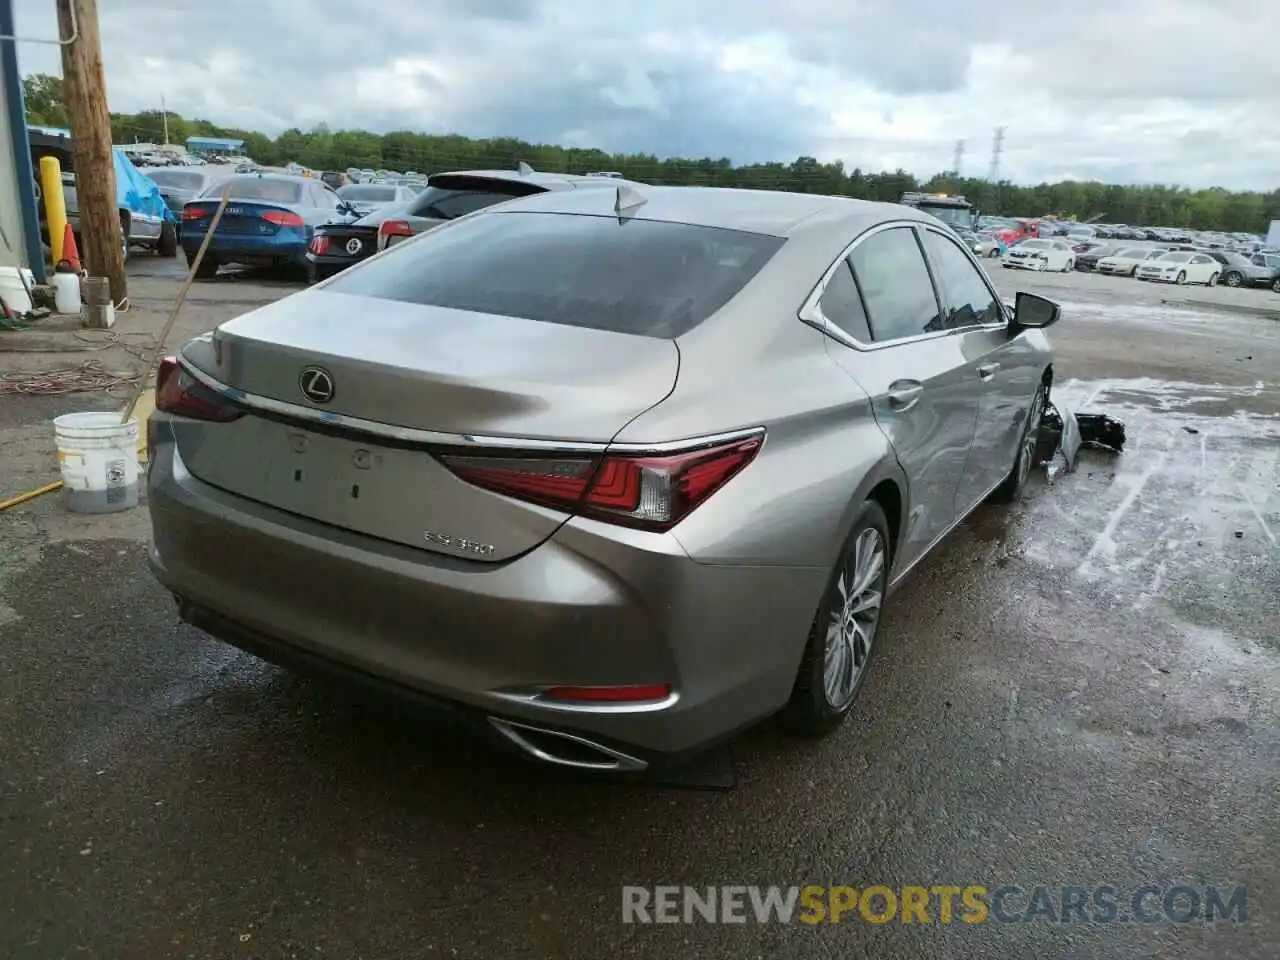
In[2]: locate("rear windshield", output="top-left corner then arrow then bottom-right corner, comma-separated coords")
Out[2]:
202,177 -> 301,204
407,177 -> 546,221
325,211 -> 784,339
146,169 -> 205,190
339,184 -> 398,202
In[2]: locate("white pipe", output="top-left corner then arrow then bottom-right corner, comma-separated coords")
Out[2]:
0,2 -> 78,45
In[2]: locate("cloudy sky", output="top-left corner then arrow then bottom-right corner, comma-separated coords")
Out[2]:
14,0 -> 1280,190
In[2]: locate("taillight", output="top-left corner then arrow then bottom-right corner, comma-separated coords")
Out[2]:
262,209 -> 304,228
379,219 -> 413,238
438,434 -> 763,531
155,356 -> 244,423
182,205 -> 212,221
309,235 -> 330,255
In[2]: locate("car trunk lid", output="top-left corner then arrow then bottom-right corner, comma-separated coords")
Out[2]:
182,200 -> 300,236
171,290 -> 679,561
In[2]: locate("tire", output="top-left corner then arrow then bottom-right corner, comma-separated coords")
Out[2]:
783,500 -> 892,736
1207,272 -> 1219,287
158,222 -> 178,258
187,250 -> 217,280
1176,271 -> 1187,285
1273,278 -> 1280,294
987,249 -> 998,258
1224,272 -> 1243,288
993,379 -> 1046,503
1064,260 -> 1074,272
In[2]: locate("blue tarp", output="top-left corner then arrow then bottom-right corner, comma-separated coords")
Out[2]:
113,148 -> 177,223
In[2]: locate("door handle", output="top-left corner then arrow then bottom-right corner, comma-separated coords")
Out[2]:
977,362 -> 1000,380
886,380 -> 923,412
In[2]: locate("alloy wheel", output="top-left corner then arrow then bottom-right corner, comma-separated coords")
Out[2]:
1016,386 -> 1046,489
822,528 -> 885,710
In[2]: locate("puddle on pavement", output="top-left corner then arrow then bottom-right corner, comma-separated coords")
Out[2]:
1017,377 -> 1279,617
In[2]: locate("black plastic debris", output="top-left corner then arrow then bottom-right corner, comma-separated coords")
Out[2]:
1034,402 -> 1125,482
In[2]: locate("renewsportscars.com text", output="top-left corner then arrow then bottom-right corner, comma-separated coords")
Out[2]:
622,884 -> 1247,925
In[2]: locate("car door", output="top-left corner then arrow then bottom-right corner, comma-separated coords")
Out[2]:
812,224 -> 982,571
1188,253 -> 1216,284
918,226 -> 1041,512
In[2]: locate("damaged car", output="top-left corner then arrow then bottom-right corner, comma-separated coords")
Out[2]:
147,187 -> 1060,772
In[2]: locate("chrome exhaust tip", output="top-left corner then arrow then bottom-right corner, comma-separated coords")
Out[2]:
488,717 -> 648,773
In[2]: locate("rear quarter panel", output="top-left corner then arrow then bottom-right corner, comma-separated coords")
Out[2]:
616,319 -> 901,570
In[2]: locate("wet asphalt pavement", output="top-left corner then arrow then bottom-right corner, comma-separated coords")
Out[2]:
1,269 -> 1277,958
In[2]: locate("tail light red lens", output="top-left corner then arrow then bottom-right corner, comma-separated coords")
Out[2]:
155,356 -> 244,423
182,205 -> 212,221
262,209 -> 305,228
378,219 -> 413,238
438,434 -> 763,531
309,235 -> 330,255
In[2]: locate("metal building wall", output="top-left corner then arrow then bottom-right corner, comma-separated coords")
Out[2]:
0,67 -> 28,271
0,0 -> 45,281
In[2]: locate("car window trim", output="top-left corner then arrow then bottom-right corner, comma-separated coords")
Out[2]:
799,220 -> 1005,352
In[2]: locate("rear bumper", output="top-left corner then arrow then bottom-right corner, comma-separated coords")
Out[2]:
146,434 -> 823,759
127,216 -> 164,244
305,251 -> 372,277
182,233 -> 308,264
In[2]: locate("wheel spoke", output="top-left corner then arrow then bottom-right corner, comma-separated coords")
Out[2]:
852,589 -> 881,616
822,526 -> 889,709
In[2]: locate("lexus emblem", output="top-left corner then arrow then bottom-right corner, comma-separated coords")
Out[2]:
345,237 -> 362,255
298,366 -> 335,404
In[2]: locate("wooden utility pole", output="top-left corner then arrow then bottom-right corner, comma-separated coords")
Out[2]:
57,0 -> 126,302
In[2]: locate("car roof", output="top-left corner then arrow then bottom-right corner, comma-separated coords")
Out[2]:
224,172 -> 310,185
474,184 -> 930,239
428,169 -> 647,193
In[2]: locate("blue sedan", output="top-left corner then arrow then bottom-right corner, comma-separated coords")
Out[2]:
180,173 -> 360,279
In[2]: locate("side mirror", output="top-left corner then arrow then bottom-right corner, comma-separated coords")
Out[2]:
1012,292 -> 1061,330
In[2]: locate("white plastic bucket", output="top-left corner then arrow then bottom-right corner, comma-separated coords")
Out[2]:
0,266 -> 36,316
53,412 -> 141,514
52,271 -> 81,314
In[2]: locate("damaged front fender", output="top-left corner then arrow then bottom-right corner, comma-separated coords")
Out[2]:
1034,401 -> 1126,482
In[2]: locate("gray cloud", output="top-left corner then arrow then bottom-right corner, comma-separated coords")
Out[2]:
13,0 -> 1280,189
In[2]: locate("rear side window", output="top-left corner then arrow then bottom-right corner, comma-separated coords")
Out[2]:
325,212 -> 784,338
848,227 -> 943,342
819,260 -> 871,342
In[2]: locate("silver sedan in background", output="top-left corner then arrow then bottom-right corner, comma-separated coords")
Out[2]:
957,228 -> 1000,258
146,186 -> 1060,773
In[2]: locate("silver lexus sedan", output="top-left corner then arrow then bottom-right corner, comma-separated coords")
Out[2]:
147,185 -> 1060,773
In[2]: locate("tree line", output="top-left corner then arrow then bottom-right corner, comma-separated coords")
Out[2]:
23,73 -> 1279,233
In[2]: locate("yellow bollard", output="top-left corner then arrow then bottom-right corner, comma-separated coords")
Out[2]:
39,156 -> 68,265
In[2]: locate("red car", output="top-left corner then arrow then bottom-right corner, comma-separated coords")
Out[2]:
982,217 -> 1035,246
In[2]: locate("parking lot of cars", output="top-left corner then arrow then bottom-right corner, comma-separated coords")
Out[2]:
988,220 -> 1280,296
4,239 -> 1277,956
